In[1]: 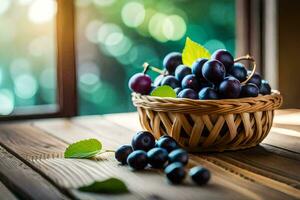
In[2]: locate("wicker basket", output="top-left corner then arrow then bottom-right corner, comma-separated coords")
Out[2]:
132,92 -> 283,152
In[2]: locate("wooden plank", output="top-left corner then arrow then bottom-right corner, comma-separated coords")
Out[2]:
0,123 -> 138,200
0,181 -> 18,200
263,131 -> 300,154
207,145 -> 300,188
0,146 -> 69,200
33,117 -> 299,199
102,112 -> 300,198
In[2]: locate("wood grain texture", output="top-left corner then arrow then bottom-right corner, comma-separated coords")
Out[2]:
33,116 -> 298,199
103,111 -> 300,198
0,110 -> 298,200
0,122 -> 137,200
0,181 -> 18,200
0,146 -> 68,200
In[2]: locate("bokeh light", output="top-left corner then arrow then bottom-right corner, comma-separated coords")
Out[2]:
28,36 -> 52,57
103,35 -> 132,57
18,0 -> 33,6
0,89 -> 14,115
10,58 -> 31,78
14,74 -> 38,99
121,2 -> 145,28
76,0 -> 92,8
162,15 -> 186,41
93,0 -> 115,7
28,0 -> 57,24
0,0 -> 11,16
85,20 -> 103,43
78,61 -> 100,77
148,13 -> 168,42
204,39 -> 226,53
79,72 -> 100,94
40,68 -> 56,89
0,18 -> 16,43
0,0 -> 57,114
97,23 -> 122,43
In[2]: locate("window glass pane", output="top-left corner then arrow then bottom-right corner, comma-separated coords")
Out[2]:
0,0 -> 57,116
76,0 -> 235,115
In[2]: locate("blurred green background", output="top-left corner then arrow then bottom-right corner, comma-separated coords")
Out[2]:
0,0 -> 235,116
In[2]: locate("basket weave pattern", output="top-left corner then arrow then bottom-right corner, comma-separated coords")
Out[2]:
132,92 -> 283,152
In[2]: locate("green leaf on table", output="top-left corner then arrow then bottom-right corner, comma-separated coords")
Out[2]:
64,139 -> 102,158
182,37 -> 211,67
79,178 -> 129,194
150,85 -> 176,98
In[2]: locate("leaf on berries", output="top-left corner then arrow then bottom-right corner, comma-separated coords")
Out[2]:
182,37 -> 211,67
150,85 -> 176,98
79,178 -> 129,194
64,139 -> 102,159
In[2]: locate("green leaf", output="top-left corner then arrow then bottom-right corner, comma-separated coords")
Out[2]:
79,178 -> 129,194
64,139 -> 102,158
150,85 -> 176,98
182,37 -> 211,66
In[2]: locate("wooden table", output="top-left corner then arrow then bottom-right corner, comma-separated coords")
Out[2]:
0,110 -> 299,200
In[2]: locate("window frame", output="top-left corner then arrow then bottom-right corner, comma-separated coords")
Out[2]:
0,0 -> 77,121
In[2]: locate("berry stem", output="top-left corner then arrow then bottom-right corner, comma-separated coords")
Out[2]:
97,149 -> 116,155
143,62 -> 164,75
234,54 -> 256,84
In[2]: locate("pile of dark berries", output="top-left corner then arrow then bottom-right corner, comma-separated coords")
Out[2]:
128,49 -> 272,99
115,131 -> 211,185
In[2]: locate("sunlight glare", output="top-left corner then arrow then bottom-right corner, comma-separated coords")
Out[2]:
28,0 -> 57,24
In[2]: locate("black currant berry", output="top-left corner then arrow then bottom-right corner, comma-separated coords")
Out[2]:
191,58 -> 208,82
168,149 -> 189,166
174,87 -> 182,96
229,62 -> 247,82
199,81 -> 214,90
198,87 -> 219,100
147,147 -> 168,169
153,74 -> 165,87
181,74 -> 200,91
131,131 -> 156,151
219,76 -> 241,99
127,150 -> 148,170
164,162 -> 186,184
128,73 -> 152,95
115,145 -> 133,165
202,60 -> 226,84
259,80 -> 271,95
211,49 -> 234,72
161,75 -> 180,89
189,166 -> 211,185
163,52 -> 182,75
177,88 -> 198,99
175,65 -> 191,82
240,83 -> 259,98
156,136 -> 178,153
247,72 -> 262,87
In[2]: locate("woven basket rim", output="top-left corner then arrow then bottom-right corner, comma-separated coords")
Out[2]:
132,90 -> 283,114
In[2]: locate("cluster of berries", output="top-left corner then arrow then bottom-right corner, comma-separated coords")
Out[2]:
129,49 -> 272,100
115,131 -> 211,185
